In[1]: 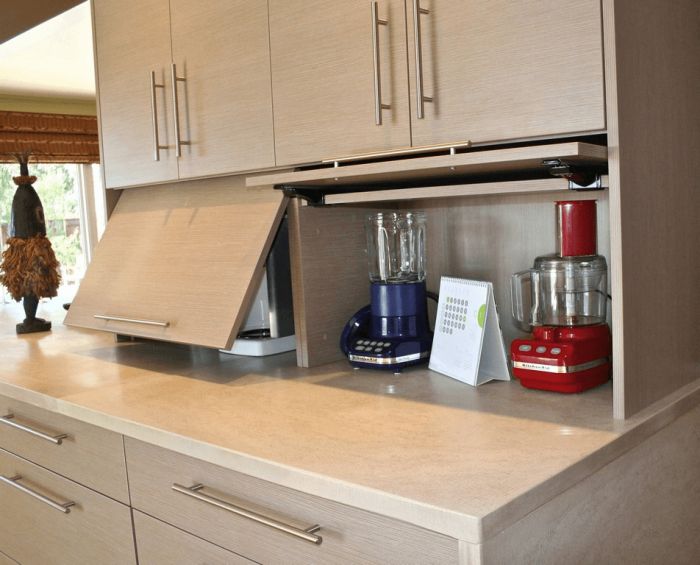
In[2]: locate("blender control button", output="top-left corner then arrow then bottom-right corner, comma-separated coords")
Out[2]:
518,345 -> 532,352
370,341 -> 377,346
550,347 -> 562,355
356,346 -> 365,351
374,348 -> 383,353
536,346 -> 547,353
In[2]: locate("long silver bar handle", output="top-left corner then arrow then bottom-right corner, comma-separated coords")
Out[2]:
0,475 -> 76,513
412,0 -> 432,119
150,71 -> 168,161
0,414 -> 69,445
94,315 -> 170,327
172,483 -> 323,545
371,2 -> 390,125
171,63 -> 190,157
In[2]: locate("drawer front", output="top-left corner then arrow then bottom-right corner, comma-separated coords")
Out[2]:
0,395 -> 129,503
0,551 -> 18,565
125,438 -> 458,565
0,448 -> 136,565
134,510 -> 254,565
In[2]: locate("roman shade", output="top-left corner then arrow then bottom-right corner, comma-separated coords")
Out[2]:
0,110 -> 99,164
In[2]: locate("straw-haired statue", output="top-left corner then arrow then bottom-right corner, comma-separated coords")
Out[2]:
0,155 -> 61,334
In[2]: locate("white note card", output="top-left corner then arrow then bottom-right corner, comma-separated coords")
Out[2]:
429,277 -> 510,386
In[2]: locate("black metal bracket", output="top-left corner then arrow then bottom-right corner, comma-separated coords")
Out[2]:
542,159 -> 604,191
277,185 -> 325,205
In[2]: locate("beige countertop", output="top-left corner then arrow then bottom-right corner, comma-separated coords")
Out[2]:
0,300 -> 698,544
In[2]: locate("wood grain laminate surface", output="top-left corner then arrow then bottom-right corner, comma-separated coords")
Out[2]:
269,0 -> 411,165
64,175 -> 286,349
0,448 -> 136,565
602,0 -> 700,418
405,0 -> 606,146
127,439 -> 459,565
0,395 -> 129,504
170,0 -> 276,178
133,511 -> 255,565
93,0 -> 178,188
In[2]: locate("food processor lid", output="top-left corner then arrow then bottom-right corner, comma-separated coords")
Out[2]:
533,253 -> 607,272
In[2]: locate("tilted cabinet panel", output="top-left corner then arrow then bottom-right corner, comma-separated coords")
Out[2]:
269,0 -> 412,165
406,0 -> 606,146
65,176 -> 287,349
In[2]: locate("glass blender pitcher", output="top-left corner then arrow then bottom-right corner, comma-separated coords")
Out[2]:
510,200 -> 611,393
341,211 -> 433,371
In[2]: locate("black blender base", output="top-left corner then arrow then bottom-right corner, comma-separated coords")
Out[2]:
16,318 -> 52,334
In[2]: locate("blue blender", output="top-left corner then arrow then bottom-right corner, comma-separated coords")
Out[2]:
341,211 -> 434,372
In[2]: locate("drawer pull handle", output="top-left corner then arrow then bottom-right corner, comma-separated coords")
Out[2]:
0,475 -> 76,514
93,315 -> 170,327
0,413 -> 69,445
172,483 -> 323,545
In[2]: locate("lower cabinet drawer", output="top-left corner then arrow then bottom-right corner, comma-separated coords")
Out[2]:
0,550 -> 18,565
125,438 -> 459,565
134,510 -> 254,565
0,447 -> 136,565
0,395 -> 129,503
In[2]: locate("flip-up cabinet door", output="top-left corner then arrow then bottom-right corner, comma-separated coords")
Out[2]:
269,0 -> 411,165
169,0 -> 275,178
406,0 -> 606,146
92,0 -> 178,188
65,176 -> 287,349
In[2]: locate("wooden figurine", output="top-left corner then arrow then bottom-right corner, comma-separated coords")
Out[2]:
0,156 -> 61,334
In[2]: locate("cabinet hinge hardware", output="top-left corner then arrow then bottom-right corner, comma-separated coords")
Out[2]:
278,185 -> 325,205
542,159 -> 604,191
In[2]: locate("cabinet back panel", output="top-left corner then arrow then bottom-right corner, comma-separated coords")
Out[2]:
411,192 -> 611,348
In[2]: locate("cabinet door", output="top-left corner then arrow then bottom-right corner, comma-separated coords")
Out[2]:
93,0 -> 177,188
406,0 -> 606,146
170,0 -> 276,178
269,0 -> 411,165
134,511 -> 254,565
64,176 -> 287,350
0,448 -> 136,565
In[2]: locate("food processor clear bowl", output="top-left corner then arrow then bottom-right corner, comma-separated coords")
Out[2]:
512,254 -> 608,328
365,211 -> 426,283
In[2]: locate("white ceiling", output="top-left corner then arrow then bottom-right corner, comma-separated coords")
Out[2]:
0,2 -> 95,100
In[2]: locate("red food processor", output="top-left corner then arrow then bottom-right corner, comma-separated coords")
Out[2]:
510,200 -> 611,393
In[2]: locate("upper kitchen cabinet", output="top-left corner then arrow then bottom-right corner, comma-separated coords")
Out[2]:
268,0 -> 412,165
406,0 -> 606,147
92,0 -> 177,188
92,0 -> 275,189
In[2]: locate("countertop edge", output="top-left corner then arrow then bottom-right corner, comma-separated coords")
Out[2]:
2,376 -> 698,544
479,377 -> 700,540
0,380 -> 480,541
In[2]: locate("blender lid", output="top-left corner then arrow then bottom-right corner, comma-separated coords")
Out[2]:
533,254 -> 607,272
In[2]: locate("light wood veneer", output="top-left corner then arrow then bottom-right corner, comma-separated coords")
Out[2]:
65,175 -> 287,349
269,0 -> 412,165
133,511 -> 254,565
125,438 -> 459,565
406,0 -> 606,146
0,448 -> 135,565
0,394 -> 129,504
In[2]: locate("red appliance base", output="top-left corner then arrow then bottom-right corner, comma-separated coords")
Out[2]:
511,325 -> 611,394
